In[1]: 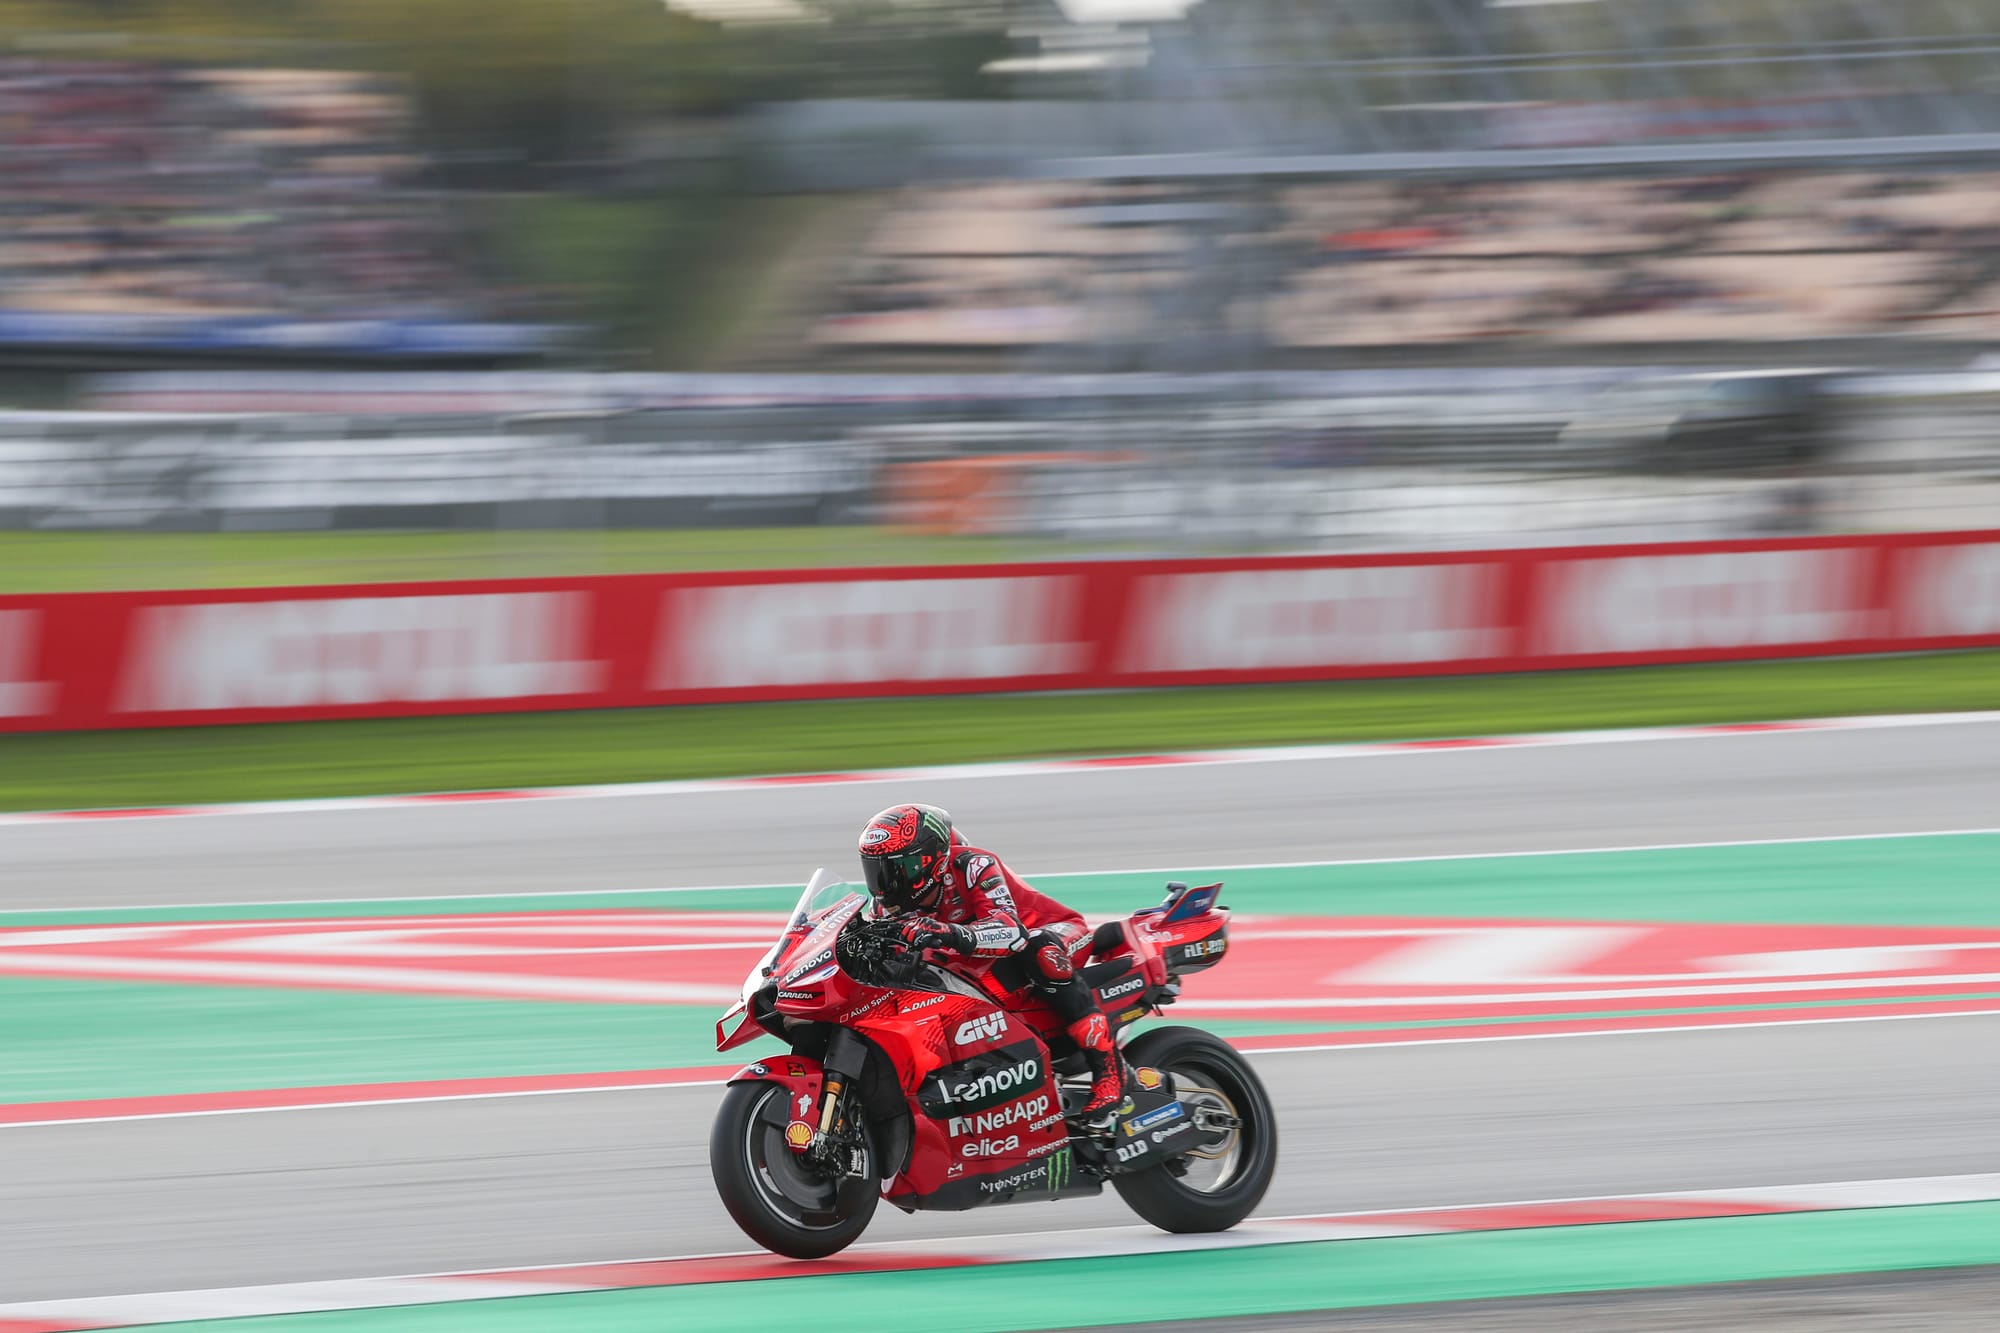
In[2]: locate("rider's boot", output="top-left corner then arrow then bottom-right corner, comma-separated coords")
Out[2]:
1067,1012 -> 1126,1129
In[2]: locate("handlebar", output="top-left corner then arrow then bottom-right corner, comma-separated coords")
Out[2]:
836,916 -> 925,985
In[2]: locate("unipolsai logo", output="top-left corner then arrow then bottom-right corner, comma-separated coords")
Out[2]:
953,1012 -> 1007,1045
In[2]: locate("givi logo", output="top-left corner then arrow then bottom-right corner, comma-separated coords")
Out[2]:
0,610 -> 53,718
115,593 -> 604,714
954,1012 -> 1007,1045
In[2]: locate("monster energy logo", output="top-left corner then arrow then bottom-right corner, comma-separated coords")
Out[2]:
1045,1145 -> 1072,1195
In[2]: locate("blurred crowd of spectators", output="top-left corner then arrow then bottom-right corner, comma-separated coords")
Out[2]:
0,59 -> 494,324
817,171 -> 2000,351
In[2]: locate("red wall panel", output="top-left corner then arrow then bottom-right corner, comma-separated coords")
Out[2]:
3,531 -> 1995,733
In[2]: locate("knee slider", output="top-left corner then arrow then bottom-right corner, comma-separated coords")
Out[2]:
1025,930 -> 1075,985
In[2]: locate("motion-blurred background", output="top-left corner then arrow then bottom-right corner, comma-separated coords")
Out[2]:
4,7 -> 2000,1327
0,0 -> 1995,590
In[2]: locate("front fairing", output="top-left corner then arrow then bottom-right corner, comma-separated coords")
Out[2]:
715,869 -> 874,1051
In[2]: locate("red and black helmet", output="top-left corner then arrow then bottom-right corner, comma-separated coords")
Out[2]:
858,804 -> 953,911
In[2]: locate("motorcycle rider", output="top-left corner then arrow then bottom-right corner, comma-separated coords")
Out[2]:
857,803 -> 1128,1127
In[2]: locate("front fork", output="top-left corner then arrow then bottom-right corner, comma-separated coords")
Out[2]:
816,1020 -> 872,1128
816,1026 -> 867,1131
809,1027 -> 871,1178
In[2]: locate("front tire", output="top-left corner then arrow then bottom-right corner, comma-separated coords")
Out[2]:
1112,1026 -> 1278,1233
709,1081 -> 879,1258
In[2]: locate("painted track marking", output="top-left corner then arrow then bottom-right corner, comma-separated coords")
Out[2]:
9,912 -> 2000,1012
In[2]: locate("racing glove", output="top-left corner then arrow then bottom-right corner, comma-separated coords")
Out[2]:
898,918 -> 975,956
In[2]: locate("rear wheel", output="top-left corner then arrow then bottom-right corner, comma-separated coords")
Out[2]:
708,1081 -> 879,1258
1112,1026 -> 1278,1233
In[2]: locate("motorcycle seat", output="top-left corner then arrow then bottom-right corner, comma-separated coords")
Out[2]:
1088,919 -> 1132,962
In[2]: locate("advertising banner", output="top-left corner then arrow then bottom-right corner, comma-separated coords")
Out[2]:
3,530 -> 1996,733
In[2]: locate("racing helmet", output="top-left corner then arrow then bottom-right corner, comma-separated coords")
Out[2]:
858,804 -> 953,911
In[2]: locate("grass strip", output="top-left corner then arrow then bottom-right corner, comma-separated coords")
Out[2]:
112,1202 -> 2000,1333
1,650 -> 1995,812
0,528 -> 1131,592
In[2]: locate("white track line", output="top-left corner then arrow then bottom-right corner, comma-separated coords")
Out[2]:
2,709 -> 1995,830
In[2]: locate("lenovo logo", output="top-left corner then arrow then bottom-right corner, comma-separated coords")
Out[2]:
940,1057 -> 1041,1109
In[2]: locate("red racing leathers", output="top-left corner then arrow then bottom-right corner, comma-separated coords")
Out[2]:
869,833 -> 1125,1121
868,836 -> 1089,967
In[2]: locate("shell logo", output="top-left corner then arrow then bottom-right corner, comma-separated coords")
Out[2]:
785,1121 -> 815,1148
1134,1067 -> 1163,1091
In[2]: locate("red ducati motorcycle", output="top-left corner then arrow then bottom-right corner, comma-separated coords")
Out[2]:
710,869 -> 1278,1258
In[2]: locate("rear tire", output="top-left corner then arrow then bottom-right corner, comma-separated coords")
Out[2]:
1112,1026 -> 1278,1234
709,1081 -> 879,1258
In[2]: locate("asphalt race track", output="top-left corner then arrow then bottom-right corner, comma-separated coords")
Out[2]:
4,719 -> 1996,910
4,719 -> 1998,1311
11,1016 -> 1999,1301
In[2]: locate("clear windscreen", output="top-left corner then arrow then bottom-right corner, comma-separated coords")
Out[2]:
742,869 -> 865,999
789,868 -> 863,931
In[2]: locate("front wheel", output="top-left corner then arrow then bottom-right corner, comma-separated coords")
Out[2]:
709,1081 -> 879,1258
1112,1026 -> 1278,1233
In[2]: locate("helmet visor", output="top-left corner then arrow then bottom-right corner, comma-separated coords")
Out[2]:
861,850 -> 932,906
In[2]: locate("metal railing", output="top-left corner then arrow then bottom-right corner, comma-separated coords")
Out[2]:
1,369 -> 1995,591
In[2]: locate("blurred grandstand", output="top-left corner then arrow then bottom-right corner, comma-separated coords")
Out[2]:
814,170 -> 2000,359
5,0 -> 2000,574
780,0 -> 2000,371
0,56 -> 557,364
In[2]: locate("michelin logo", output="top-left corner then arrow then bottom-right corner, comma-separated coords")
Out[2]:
1123,1102 -> 1185,1136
